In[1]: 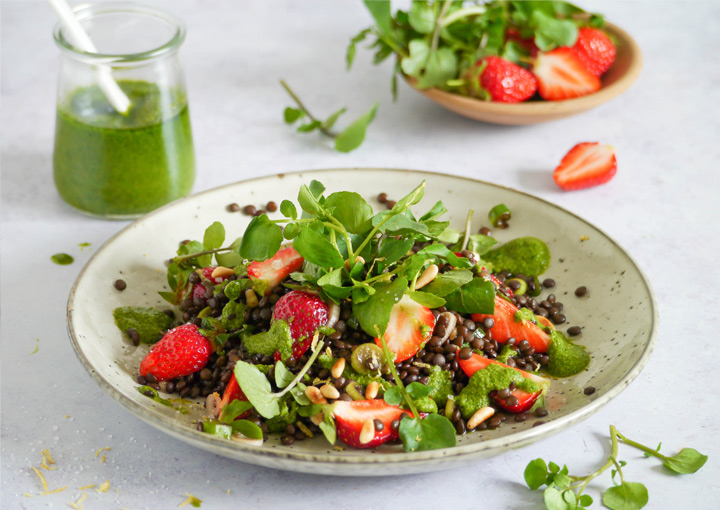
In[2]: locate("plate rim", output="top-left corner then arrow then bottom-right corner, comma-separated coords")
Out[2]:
66,167 -> 658,469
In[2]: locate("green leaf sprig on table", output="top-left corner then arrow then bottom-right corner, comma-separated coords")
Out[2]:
281,80 -> 378,153
347,0 -> 605,99
524,425 -> 708,510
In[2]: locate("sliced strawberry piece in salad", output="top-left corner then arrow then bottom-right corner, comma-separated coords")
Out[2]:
247,245 -> 304,295
375,294 -> 435,363
191,266 -> 232,299
271,290 -> 329,360
533,47 -> 601,100
218,374 -> 250,419
458,353 -> 549,413
333,399 -> 411,449
472,296 -> 550,353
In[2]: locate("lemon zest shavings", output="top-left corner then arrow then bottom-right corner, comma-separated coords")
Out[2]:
580,235 -> 590,241
69,492 -> 88,509
179,493 -> 203,507
78,484 -> 95,490
29,338 -> 39,356
96,480 -> 110,493
95,447 -> 111,458
295,421 -> 313,438
101,454 -> 107,463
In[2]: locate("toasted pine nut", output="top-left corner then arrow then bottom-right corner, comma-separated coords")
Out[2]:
467,406 -> 495,430
359,419 -> 375,445
365,381 -> 379,400
320,384 -> 340,400
331,358 -> 346,379
211,266 -> 235,279
205,392 -> 222,419
310,413 -> 324,426
305,386 -> 327,405
245,289 -> 259,308
415,264 -> 439,290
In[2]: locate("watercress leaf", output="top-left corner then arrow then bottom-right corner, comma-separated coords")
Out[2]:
294,224 -> 345,268
416,47 -> 457,89
421,269 -> 473,297
383,386 -> 403,406
317,268 -> 353,300
284,106 -> 303,124
290,383 -> 311,405
203,421 -> 232,439
297,119 -> 322,133
380,213 -> 430,237
203,221 -> 225,251
283,222 -> 301,240
398,253 -> 432,282
602,481 -> 649,510
219,400 -> 253,424
483,237 -> 550,276
298,184 -> 326,217
319,414 -> 336,445
579,494 -> 593,507
158,291 -> 178,305
280,200 -> 298,219
233,361 -> 280,419
231,419 -> 264,440
401,39 -> 430,77
324,191 -> 374,235
309,180 -> 326,199
322,107 -> 347,131
297,403 -> 323,417
216,239 -> 244,268
392,181 -> 426,213
240,214 -> 283,261
353,276 -> 408,338
553,472 -> 572,490
408,0 -> 435,34
379,237 -> 415,265
561,489 -> 577,505
549,461 -> 560,474
524,458 -> 548,490
407,290 -> 445,308
363,0 -> 391,35
437,227 -> 461,244
347,27 -> 372,70
334,102 -> 378,153
662,448 -> 708,474
419,200 -> 448,222
444,276 -> 494,314
406,382 -> 432,400
422,220 -> 450,238
464,234 -> 497,256
501,39 -> 530,64
399,414 -> 457,452
531,10 -> 578,51
543,486 -> 573,510
274,361 -> 295,389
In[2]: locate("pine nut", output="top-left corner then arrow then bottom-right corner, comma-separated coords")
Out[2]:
359,419 -> 375,445
365,381 -> 379,400
310,413 -> 324,426
211,266 -> 235,279
331,358 -> 346,379
467,407 -> 495,430
305,386 -> 327,405
320,384 -> 340,400
415,264 -> 439,290
245,289 -> 259,308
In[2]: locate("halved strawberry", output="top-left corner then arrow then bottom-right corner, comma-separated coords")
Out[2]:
375,294 -> 435,363
218,374 -> 250,419
533,47 -> 601,100
191,267 -> 231,299
333,399 -> 411,449
247,246 -> 304,295
458,353 -> 549,413
553,142 -> 617,191
572,27 -> 615,76
272,290 -> 329,359
471,296 -> 550,353
139,324 -> 212,382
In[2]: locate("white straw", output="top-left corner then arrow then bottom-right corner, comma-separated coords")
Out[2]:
48,0 -> 131,114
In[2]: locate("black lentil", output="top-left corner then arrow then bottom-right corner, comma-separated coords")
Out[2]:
114,279 -> 127,291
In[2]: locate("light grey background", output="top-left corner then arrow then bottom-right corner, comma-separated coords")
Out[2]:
2,1 -> 719,508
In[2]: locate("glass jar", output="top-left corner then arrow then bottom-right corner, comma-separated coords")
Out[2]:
53,2 -> 195,219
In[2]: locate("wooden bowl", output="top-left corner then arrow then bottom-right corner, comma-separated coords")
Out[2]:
405,23 -> 642,125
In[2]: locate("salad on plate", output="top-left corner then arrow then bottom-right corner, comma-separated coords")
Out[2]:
113,180 -> 590,452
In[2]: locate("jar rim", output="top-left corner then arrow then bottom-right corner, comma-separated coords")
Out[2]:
53,2 -> 186,64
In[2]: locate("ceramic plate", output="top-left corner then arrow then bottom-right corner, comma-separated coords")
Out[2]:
67,168 -> 657,476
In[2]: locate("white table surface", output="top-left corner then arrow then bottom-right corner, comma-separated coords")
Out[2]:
2,1 -> 719,508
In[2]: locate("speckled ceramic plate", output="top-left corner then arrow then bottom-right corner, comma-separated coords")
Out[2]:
67,168 -> 657,476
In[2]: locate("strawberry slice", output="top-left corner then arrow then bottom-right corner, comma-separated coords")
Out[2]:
375,294 -> 435,363
333,399 -> 411,449
471,296 -> 550,353
139,324 -> 212,382
533,47 -> 601,100
553,142 -> 617,191
218,374 -> 250,419
272,290 -> 329,359
458,353 -> 549,413
572,27 -> 616,76
191,267 -> 231,299
247,246 -> 304,295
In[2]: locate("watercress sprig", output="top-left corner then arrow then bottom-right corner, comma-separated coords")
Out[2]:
524,425 -> 708,509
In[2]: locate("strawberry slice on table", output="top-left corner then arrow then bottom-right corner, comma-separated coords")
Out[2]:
572,27 -> 616,76
553,142 -> 617,191
477,56 -> 538,103
218,374 -> 250,419
191,267 -> 231,299
532,47 -> 601,100
247,246 -> 304,295
375,294 -> 436,363
471,296 -> 550,353
139,324 -> 212,382
272,290 -> 329,359
333,399 -> 412,449
458,353 -> 549,413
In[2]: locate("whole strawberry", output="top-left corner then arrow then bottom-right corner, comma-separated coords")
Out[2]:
139,324 -> 212,382
272,290 -> 329,358
478,56 -> 538,103
572,27 -> 616,76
